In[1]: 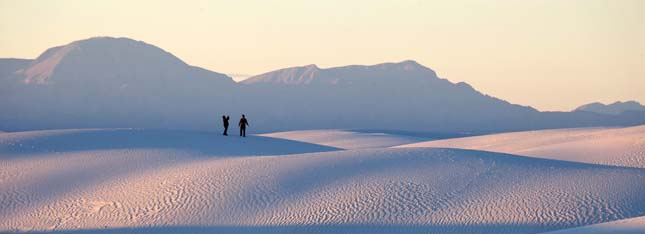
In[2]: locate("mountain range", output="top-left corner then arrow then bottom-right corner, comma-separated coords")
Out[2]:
575,101 -> 645,115
1,37 -> 643,133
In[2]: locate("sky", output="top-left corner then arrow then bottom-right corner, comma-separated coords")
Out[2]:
1,0 -> 643,111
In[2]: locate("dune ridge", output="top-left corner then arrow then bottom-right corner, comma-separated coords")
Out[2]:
399,125 -> 645,168
2,128 -> 644,233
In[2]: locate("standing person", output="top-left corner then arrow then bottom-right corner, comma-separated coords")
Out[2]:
222,115 -> 230,136
239,114 -> 249,137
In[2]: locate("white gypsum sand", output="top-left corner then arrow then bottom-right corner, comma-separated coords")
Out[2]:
398,125 -> 645,168
0,128 -> 644,234
260,129 -> 432,149
541,216 -> 645,234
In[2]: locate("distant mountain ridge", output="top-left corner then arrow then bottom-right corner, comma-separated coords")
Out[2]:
0,37 -> 643,132
13,37 -> 234,85
575,101 -> 645,115
0,37 -> 237,130
242,60 -> 443,86
238,60 -> 543,132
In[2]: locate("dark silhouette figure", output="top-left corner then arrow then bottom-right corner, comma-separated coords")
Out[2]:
239,115 -> 249,137
222,115 -> 230,136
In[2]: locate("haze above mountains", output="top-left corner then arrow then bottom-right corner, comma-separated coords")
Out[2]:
1,37 -> 643,133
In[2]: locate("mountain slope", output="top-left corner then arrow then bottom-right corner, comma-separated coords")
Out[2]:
239,61 -> 645,133
239,60 -> 544,132
0,37 -> 237,131
0,58 -> 32,90
242,60 -> 447,86
0,58 -> 31,79
1,37 -> 643,132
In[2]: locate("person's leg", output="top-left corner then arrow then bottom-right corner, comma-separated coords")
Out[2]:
240,128 -> 243,136
242,128 -> 246,137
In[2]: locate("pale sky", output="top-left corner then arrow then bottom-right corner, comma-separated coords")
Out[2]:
1,0 -> 643,111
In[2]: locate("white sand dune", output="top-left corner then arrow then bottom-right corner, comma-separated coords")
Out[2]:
2,129 -> 644,234
260,129 -> 432,149
398,125 -> 645,168
0,128 -> 340,157
542,216 -> 645,234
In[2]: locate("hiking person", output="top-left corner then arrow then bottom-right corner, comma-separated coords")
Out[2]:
239,114 -> 249,137
222,115 -> 230,136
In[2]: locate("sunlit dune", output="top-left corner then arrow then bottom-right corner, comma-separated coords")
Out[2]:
1,128 -> 644,233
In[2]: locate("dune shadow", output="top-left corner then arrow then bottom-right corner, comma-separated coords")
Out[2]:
350,129 -> 479,140
2,148 -> 642,233
0,129 -> 342,158
5,223 -> 571,234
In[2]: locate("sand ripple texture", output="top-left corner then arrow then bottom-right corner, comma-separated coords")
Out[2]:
1,127 -> 644,234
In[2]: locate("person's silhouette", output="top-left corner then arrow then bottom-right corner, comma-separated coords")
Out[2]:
222,115 -> 230,136
238,114 -> 249,137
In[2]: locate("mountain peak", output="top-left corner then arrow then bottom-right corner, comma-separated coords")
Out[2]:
398,59 -> 421,66
242,60 -> 439,86
575,101 -> 645,115
19,43 -> 78,84
15,36 -> 199,85
389,60 -> 425,71
303,64 -> 319,69
7,36 -> 233,90
611,100 -> 640,106
242,64 -> 321,85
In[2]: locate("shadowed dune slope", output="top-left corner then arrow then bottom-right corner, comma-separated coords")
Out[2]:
541,216 -> 645,234
260,129 -> 434,149
0,129 -> 340,158
1,129 -> 644,233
